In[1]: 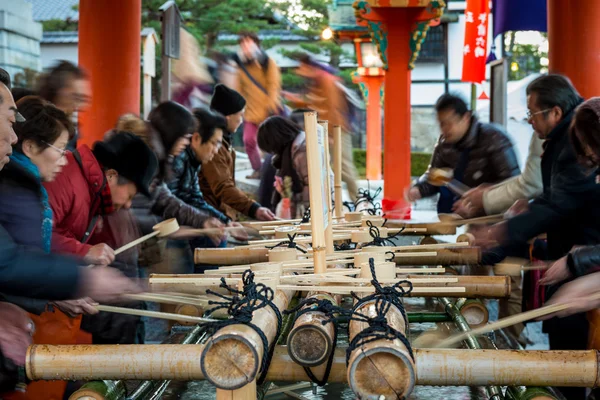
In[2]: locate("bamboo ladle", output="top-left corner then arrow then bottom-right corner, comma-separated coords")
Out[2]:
427,168 -> 471,196
438,213 -> 505,225
114,218 -> 180,255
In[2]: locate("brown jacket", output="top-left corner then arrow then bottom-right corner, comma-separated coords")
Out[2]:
415,117 -> 520,198
198,134 -> 260,220
237,54 -> 281,124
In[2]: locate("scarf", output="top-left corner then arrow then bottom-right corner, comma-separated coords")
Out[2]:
9,151 -> 53,253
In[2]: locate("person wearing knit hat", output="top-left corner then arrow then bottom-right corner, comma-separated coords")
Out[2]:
200,85 -> 275,221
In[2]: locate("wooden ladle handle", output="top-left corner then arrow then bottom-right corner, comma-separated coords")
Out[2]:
114,218 -> 179,255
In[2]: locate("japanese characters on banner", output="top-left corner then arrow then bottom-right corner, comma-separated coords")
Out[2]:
462,0 -> 490,83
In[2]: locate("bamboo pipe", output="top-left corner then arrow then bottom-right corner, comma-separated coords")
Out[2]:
275,285 -> 465,296
333,125 -> 343,218
416,349 -> 600,387
28,346 -> 600,388
114,218 -> 179,255
200,288 -> 295,390
455,298 -> 489,328
438,213 -> 504,226
394,246 -> 481,265
286,292 -> 338,367
347,295 -> 416,399
194,247 -> 269,265
406,274 -> 510,299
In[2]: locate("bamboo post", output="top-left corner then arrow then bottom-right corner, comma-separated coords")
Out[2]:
333,125 -> 343,218
347,295 -> 416,399
286,292 -> 338,367
319,120 -> 335,255
304,112 -> 329,274
216,380 -> 257,400
194,247 -> 269,265
200,288 -> 295,389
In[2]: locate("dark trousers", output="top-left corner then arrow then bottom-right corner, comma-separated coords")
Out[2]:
545,313 -> 589,400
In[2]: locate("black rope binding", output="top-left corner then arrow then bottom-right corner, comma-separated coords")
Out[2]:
361,220 -> 406,247
354,181 -> 383,215
266,233 -> 308,253
301,207 -> 311,223
284,298 -> 339,386
322,258 -> 415,365
334,241 -> 356,251
204,270 -> 283,385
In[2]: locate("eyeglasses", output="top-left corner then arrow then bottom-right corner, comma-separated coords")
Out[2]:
526,108 -> 551,120
42,141 -> 68,158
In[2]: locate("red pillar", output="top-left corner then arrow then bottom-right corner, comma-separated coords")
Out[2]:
381,8 -> 420,219
364,75 -> 384,180
78,0 -> 141,147
548,0 -> 600,99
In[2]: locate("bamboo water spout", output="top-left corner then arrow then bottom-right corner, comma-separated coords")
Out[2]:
347,295 -> 416,399
200,288 -> 295,390
286,292 -> 338,368
393,246 -> 481,265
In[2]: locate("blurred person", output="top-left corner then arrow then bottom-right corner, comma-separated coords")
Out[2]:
0,69 -> 140,394
284,54 -> 360,201
38,61 -> 90,150
172,28 -> 214,109
204,84 -> 275,221
473,75 -> 595,400
168,108 -> 247,249
0,95 -> 96,399
44,131 -> 157,261
10,88 -> 35,104
257,116 -> 311,218
233,32 -> 281,179
406,93 -> 520,213
453,134 -> 543,218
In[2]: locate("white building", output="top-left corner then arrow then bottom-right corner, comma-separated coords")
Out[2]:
0,0 -> 42,82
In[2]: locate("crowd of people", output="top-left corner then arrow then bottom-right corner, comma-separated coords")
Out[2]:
2,26 -> 600,400
407,74 -> 600,399
0,29 -> 362,399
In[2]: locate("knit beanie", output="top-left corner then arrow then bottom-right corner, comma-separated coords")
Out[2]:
210,84 -> 246,116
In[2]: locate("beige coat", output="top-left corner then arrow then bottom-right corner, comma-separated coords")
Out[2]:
482,134 -> 544,214
237,56 -> 281,124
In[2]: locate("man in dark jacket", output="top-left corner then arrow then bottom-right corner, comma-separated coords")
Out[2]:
476,74 -> 594,400
201,84 -> 275,221
407,93 -> 520,213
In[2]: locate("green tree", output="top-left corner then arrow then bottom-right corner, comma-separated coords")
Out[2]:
141,0 -> 279,49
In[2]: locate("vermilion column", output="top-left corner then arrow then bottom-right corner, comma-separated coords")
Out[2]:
548,0 -> 600,99
78,0 -> 141,146
364,75 -> 384,180
381,8 -> 420,219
